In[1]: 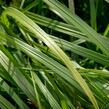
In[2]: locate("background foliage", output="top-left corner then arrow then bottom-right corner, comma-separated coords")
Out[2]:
0,0 -> 109,109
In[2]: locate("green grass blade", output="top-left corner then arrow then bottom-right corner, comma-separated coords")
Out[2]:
0,50 -> 37,107
32,72 -> 62,109
89,0 -> 97,30
0,78 -> 30,109
104,24 -> 109,36
19,27 -> 109,67
25,11 -> 109,54
25,11 -> 88,41
50,35 -> 109,66
30,70 -> 42,109
0,95 -> 16,109
43,0 -> 109,55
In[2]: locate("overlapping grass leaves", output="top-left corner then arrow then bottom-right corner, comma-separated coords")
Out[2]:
0,7 -> 100,109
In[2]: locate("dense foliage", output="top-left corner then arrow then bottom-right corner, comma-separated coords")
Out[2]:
0,0 -> 109,109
